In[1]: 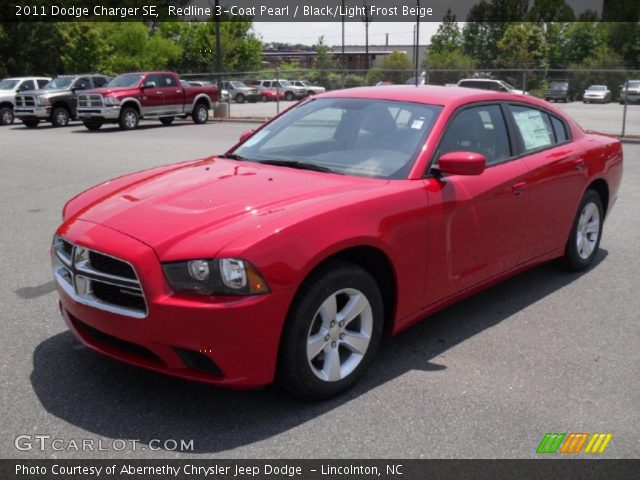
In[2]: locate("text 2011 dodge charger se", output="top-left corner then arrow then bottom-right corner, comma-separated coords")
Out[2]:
52,86 -> 623,399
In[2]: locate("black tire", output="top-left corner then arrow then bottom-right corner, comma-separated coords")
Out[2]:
160,116 -> 175,125
235,93 -> 246,104
83,121 -> 103,131
261,94 -> 268,102
118,106 -> 139,130
23,120 -> 39,128
277,262 -> 384,400
284,91 -> 295,101
0,106 -> 14,125
51,107 -> 70,127
562,189 -> 604,271
192,102 -> 208,124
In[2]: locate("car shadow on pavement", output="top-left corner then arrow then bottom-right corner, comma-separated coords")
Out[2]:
70,121 -> 204,133
31,251 -> 607,454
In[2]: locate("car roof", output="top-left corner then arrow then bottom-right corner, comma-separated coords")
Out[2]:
458,78 -> 502,83
3,77 -> 50,80
320,85 -> 539,106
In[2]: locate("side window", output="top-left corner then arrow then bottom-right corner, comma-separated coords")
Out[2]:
144,75 -> 160,87
437,105 -> 511,166
18,80 -> 35,91
93,77 -> 108,88
36,79 -> 49,88
74,77 -> 91,89
509,105 -> 555,152
551,115 -> 569,143
263,81 -> 271,88
159,74 -> 177,87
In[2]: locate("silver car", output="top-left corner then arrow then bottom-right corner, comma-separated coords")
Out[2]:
0,76 -> 51,125
583,85 -> 611,104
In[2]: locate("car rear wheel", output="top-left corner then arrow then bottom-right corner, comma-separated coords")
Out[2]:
83,121 -> 103,131
160,116 -> 175,125
23,120 -> 39,128
277,262 -> 383,399
0,106 -> 14,125
285,91 -> 295,101
51,107 -> 70,127
261,94 -> 268,102
235,93 -> 246,104
562,189 -> 604,271
192,103 -> 208,124
118,107 -> 139,130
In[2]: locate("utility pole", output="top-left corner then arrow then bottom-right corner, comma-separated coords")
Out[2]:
341,0 -> 345,83
215,0 -> 222,75
414,0 -> 420,86
361,2 -> 372,72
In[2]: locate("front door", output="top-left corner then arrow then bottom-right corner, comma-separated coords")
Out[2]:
424,103 -> 530,303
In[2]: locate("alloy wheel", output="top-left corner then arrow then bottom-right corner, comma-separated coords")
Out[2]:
576,201 -> 600,259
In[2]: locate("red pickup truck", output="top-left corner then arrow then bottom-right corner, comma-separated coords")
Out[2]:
76,71 -> 218,130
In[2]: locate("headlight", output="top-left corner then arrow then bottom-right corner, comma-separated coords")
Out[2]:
37,97 -> 50,106
103,96 -> 120,106
163,258 -> 269,296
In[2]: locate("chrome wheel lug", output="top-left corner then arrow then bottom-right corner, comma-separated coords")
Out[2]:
331,341 -> 336,348
330,320 -> 335,327
339,333 -> 345,340
324,334 -> 330,342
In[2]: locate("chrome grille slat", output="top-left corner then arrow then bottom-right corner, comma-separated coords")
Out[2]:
15,95 -> 36,107
78,94 -> 104,108
51,236 -> 147,318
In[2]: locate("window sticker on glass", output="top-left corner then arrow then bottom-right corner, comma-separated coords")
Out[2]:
242,130 -> 270,147
513,109 -> 553,150
411,118 -> 425,129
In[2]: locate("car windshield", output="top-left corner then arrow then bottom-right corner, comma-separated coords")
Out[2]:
588,86 -> 606,91
43,77 -> 74,89
550,81 -> 569,89
107,74 -> 143,87
0,79 -> 19,90
280,80 -> 292,87
230,81 -> 247,88
627,81 -> 640,88
502,81 -> 516,90
232,98 -> 442,179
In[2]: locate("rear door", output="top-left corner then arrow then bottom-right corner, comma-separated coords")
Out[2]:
158,74 -> 183,114
424,103 -> 530,302
506,104 -> 586,260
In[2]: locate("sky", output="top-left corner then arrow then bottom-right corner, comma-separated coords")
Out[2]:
252,22 -> 442,47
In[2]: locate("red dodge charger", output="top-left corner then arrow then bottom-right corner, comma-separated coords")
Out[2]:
52,86 -> 623,399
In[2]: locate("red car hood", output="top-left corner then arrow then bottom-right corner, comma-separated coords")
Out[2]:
69,157 -> 385,259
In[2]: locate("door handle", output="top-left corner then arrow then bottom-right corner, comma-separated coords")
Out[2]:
156,91 -> 163,95
512,182 -> 526,196
574,159 -> 586,171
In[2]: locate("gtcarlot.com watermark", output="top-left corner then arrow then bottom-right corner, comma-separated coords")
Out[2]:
15,434 -> 194,452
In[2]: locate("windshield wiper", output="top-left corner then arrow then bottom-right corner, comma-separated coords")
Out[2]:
256,159 -> 340,174
218,153 -> 248,161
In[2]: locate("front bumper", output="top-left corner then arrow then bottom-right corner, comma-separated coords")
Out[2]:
620,92 -> 640,103
15,106 -> 50,120
54,220 -> 293,388
77,106 -> 121,121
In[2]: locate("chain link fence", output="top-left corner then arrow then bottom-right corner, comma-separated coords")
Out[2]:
182,68 -> 640,137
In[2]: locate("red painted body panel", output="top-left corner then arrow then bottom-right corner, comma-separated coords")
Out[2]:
55,86 -> 623,387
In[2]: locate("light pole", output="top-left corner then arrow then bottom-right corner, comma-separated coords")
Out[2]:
414,0 -> 420,86
361,2 -> 372,73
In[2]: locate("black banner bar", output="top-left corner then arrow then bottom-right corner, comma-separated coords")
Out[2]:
2,459 -> 640,480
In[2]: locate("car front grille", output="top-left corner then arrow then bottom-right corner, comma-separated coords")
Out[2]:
52,236 -> 147,318
15,95 -> 36,107
78,94 -> 104,108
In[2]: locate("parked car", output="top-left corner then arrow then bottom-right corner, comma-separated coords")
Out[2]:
619,80 -> 640,104
254,79 -> 306,101
545,80 -> 572,103
0,76 -> 50,125
187,80 -> 229,103
290,80 -> 326,96
405,76 -> 426,85
14,74 -> 111,128
52,85 -> 622,399
76,72 -> 218,130
583,85 -> 611,104
254,86 -> 284,102
457,78 -> 525,95
222,81 -> 259,104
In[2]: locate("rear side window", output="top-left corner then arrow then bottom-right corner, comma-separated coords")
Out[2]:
551,116 -> 569,143
437,104 -> 511,166
159,74 -> 177,87
509,105 -> 555,152
93,77 -> 108,88
74,77 -> 91,89
36,79 -> 49,88
18,80 -> 35,91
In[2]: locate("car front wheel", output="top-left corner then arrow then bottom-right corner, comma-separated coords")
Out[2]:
277,262 -> 383,399
0,106 -> 14,125
284,91 -> 295,101
118,107 -> 139,130
51,107 -> 70,127
562,189 -> 604,271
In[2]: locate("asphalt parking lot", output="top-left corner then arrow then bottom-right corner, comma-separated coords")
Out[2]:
1,116 -> 638,459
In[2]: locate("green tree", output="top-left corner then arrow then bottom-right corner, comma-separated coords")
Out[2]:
368,51 -> 413,84
497,23 -> 548,68
424,49 -> 477,85
430,9 -> 461,54
58,23 -> 108,73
